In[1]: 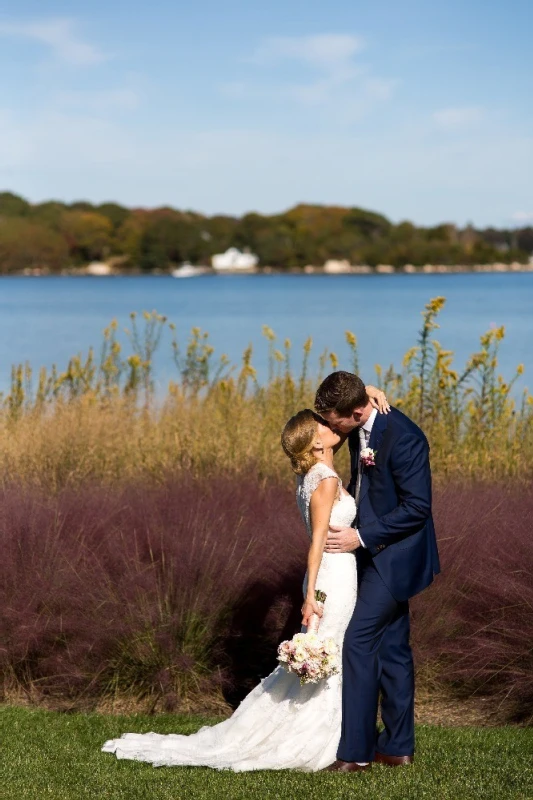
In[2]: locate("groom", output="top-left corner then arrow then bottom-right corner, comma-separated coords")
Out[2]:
314,371 -> 440,772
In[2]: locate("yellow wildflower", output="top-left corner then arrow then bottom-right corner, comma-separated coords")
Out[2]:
262,325 -> 276,341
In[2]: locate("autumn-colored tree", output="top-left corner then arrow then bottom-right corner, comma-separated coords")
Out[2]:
0,218 -> 68,272
0,191 -> 529,273
58,211 -> 113,263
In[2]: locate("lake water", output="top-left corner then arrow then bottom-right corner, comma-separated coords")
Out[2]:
0,273 -> 532,395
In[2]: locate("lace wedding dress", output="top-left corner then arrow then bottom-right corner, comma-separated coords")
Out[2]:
102,463 -> 357,771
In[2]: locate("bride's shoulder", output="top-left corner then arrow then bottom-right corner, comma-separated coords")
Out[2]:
308,462 -> 337,478
301,462 -> 338,491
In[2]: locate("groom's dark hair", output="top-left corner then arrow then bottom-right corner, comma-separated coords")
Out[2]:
315,371 -> 369,415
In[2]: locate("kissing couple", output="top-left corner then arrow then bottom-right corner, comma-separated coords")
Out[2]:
103,371 -> 440,773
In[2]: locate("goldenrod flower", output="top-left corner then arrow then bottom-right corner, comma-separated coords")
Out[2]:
402,347 -> 418,368
262,325 -> 276,341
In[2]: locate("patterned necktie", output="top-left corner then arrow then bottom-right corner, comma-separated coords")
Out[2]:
355,427 -> 367,506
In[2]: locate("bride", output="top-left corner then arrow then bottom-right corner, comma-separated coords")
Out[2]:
102,388 -> 388,772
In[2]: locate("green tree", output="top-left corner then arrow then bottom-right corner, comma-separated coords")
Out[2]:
115,211 -> 149,267
31,201 -> 68,229
0,191 -> 31,217
97,202 -> 130,232
138,211 -> 203,270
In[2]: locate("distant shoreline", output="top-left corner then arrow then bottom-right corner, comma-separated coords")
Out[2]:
3,260 -> 533,278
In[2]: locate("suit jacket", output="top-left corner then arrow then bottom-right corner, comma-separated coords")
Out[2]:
348,406 -> 440,601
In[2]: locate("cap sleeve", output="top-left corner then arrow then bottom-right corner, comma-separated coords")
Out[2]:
303,463 -> 340,501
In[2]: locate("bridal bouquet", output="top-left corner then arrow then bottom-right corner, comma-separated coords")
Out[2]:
277,591 -> 339,685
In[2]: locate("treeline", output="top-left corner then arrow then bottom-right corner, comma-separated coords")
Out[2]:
0,190 -> 531,273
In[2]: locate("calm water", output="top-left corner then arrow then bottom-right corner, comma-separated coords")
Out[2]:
0,273 -> 532,395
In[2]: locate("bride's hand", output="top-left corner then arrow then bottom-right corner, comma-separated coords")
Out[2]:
301,598 -> 323,628
366,385 -> 391,414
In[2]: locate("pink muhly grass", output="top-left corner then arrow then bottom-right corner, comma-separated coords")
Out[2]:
0,478 -> 531,721
0,477 -> 305,711
411,482 -> 533,723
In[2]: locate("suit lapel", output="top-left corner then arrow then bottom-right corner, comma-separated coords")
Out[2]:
358,411 -> 389,506
369,409 -> 388,452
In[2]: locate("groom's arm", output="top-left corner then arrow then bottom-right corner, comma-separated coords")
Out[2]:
359,432 -> 432,554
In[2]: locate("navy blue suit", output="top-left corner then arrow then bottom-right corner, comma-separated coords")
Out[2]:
337,407 -> 440,763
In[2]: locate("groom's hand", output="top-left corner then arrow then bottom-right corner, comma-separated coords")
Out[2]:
325,525 -> 360,553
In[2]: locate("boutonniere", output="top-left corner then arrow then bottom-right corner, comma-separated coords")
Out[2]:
360,447 -> 376,467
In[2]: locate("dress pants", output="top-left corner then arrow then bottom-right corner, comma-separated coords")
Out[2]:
337,551 -> 415,763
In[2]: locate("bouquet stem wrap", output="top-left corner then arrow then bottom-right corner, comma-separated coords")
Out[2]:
308,588 -> 327,633
307,598 -> 325,634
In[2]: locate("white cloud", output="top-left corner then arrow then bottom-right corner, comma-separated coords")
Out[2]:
432,106 -> 485,130
283,74 -> 397,111
0,18 -> 107,65
362,77 -> 397,102
231,33 -> 395,116
55,89 -> 139,112
0,106 -> 136,175
511,211 -> 533,223
252,34 -> 365,77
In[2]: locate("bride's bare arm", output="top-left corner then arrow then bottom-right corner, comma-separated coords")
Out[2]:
301,477 -> 338,627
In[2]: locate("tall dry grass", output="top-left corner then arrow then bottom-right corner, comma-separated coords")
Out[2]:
0,299 -> 532,490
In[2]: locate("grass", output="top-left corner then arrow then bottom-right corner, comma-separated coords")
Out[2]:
2,706 -> 531,800
1,298 -> 532,489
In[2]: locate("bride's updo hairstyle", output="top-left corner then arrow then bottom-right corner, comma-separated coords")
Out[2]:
281,409 -> 319,475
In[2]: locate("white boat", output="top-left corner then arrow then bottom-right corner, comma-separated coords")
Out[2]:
211,247 -> 259,271
171,263 -> 210,278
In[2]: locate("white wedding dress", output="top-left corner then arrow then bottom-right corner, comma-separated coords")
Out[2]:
102,463 -> 358,771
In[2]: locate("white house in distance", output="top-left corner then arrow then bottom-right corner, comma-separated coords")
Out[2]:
85,261 -> 112,276
211,247 -> 259,271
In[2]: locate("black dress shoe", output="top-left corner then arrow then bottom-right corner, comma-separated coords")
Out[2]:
323,760 -> 371,772
374,751 -> 414,766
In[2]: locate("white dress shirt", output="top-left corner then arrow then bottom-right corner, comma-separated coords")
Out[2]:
356,408 -> 378,548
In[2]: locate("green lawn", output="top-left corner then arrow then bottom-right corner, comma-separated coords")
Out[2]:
2,706 -> 531,800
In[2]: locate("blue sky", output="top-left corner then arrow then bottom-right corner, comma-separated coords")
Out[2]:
0,0 -> 531,226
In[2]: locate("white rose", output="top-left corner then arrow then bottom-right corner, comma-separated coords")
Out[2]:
293,647 -> 306,662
